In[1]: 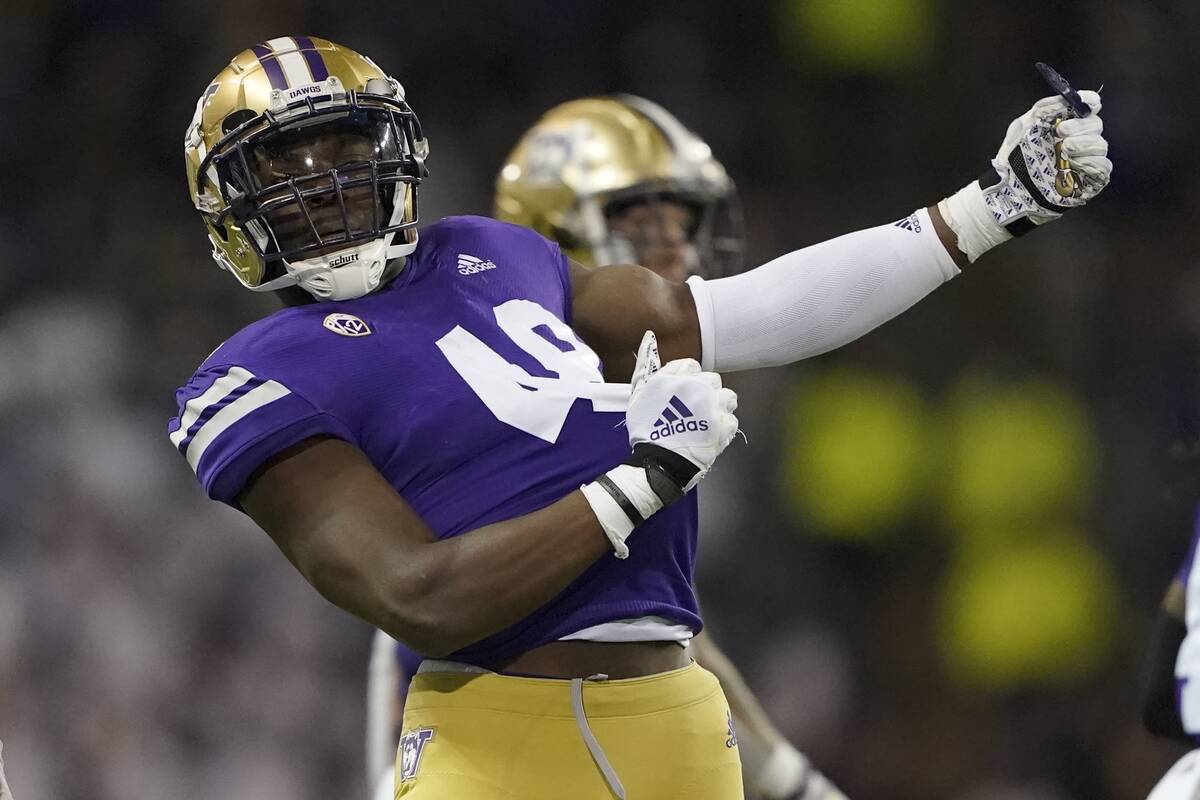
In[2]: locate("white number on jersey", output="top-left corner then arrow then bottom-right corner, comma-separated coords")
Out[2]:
436,299 -> 629,443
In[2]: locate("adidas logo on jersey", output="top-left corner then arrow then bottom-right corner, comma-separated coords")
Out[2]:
892,213 -> 922,233
649,395 -> 709,440
458,253 -> 497,275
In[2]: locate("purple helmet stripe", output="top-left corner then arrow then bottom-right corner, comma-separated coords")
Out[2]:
292,36 -> 330,82
251,43 -> 289,90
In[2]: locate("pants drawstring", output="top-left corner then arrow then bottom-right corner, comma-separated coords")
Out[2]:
570,675 -> 626,800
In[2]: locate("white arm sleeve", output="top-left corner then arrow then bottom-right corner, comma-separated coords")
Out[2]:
686,207 -> 960,371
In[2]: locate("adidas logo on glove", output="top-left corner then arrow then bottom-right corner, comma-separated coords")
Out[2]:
650,395 -> 710,440
580,330 -> 739,560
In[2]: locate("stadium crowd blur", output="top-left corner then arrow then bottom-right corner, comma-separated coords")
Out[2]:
1,1 -> 1198,798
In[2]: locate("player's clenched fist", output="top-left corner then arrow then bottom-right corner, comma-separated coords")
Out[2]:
626,331 -> 740,486
937,87 -> 1111,262
581,331 -> 739,558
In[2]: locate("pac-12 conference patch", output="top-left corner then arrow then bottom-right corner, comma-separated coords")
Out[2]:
323,313 -> 372,337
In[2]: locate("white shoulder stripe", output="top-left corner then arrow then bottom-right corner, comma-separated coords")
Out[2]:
185,380 -> 292,472
169,366 -> 255,448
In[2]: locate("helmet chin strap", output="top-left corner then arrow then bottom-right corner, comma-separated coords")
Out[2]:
284,235 -> 391,301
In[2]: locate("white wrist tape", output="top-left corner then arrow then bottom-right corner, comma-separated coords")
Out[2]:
937,180 -> 1012,263
687,207 -> 959,372
580,464 -> 664,558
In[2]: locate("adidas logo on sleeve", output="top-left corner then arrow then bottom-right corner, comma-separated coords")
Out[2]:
457,253 -> 498,275
649,395 -> 709,440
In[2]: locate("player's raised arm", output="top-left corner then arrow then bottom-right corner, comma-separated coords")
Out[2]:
572,83 -> 1110,377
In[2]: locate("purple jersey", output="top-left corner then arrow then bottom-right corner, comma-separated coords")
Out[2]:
168,216 -> 701,665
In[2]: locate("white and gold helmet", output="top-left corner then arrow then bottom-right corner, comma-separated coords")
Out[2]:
494,95 -> 742,277
184,37 -> 428,301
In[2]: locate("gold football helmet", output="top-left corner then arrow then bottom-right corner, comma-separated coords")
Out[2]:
494,95 -> 742,277
184,37 -> 428,300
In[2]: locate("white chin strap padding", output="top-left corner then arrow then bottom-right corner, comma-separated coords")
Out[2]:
285,235 -> 393,301
303,259 -> 384,300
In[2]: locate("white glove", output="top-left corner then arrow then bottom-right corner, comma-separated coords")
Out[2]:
938,90 -> 1111,262
0,740 -> 14,800
625,333 -> 739,491
581,331 -> 738,557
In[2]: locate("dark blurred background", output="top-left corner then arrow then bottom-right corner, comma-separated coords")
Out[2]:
1,0 -> 1198,797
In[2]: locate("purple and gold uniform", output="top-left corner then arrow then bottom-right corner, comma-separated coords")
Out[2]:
170,216 -> 741,798
169,216 -> 700,665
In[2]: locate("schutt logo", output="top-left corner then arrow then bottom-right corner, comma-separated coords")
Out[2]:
328,252 -> 360,269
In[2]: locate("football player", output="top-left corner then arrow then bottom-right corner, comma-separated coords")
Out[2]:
367,95 -> 847,800
1141,509 -> 1200,798
172,37 -> 1110,799
1142,529 -> 1193,744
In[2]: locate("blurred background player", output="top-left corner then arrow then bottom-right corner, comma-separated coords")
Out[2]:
0,741 -> 15,800
1141,512 -> 1196,746
366,95 -> 847,800
495,95 -> 744,284
1141,503 -> 1200,797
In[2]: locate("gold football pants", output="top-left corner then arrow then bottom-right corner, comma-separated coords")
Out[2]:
394,660 -> 744,799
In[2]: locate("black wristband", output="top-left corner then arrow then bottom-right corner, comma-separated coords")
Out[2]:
595,473 -> 645,526
625,443 -> 700,508
978,164 -> 1060,240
